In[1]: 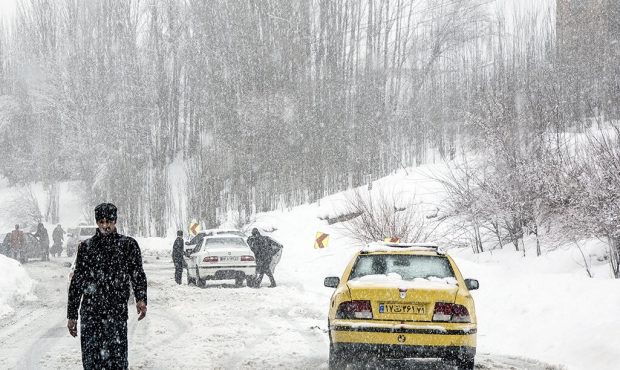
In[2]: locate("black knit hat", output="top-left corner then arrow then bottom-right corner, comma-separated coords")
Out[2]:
95,203 -> 117,222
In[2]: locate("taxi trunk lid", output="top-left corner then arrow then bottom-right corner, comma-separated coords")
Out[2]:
347,281 -> 459,322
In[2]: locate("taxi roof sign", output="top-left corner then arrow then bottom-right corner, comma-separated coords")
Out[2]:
362,241 -> 445,255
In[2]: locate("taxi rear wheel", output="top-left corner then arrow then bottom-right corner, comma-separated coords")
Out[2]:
455,357 -> 474,370
447,356 -> 474,370
328,344 -> 350,370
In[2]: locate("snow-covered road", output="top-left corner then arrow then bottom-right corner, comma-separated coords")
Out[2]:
0,258 -> 562,370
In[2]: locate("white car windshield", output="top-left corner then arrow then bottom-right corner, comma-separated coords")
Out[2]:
204,237 -> 247,249
214,230 -> 246,237
80,227 -> 98,236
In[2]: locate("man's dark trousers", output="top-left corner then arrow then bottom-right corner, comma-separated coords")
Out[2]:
174,261 -> 183,284
80,317 -> 128,370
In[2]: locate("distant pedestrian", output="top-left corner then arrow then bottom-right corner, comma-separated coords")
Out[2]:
67,203 -> 148,370
172,230 -> 185,284
9,224 -> 25,262
247,228 -> 276,288
51,224 -> 65,257
33,222 -> 50,261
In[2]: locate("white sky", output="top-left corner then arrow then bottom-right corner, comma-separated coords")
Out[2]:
0,0 -> 15,22
0,0 -> 553,23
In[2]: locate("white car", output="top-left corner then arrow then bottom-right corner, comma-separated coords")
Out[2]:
185,234 -> 256,287
66,225 -> 98,257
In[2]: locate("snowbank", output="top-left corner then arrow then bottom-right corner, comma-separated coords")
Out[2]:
0,255 -> 36,318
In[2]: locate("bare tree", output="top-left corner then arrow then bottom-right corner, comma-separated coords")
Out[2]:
338,188 -> 438,244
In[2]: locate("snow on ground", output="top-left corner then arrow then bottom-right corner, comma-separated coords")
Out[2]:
0,255 -> 36,318
452,246 -> 620,370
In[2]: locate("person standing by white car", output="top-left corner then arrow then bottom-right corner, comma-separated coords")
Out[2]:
172,230 -> 185,284
247,228 -> 277,288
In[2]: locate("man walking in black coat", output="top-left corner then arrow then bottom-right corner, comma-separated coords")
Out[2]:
247,228 -> 276,288
172,230 -> 185,284
67,203 -> 148,370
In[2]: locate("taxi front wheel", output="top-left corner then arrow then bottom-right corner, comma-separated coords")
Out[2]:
454,357 -> 474,370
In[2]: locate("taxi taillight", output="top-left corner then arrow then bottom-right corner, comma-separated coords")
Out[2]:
336,300 -> 373,319
240,255 -> 255,261
432,302 -> 471,323
203,256 -> 219,263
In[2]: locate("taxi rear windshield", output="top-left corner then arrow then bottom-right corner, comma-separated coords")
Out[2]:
349,255 -> 455,281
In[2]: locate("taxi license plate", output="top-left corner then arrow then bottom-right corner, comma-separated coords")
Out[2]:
379,303 -> 426,315
220,256 -> 239,261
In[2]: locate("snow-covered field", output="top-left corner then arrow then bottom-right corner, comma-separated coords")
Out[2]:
0,164 -> 619,369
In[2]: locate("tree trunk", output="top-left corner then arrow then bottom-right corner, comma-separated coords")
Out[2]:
608,236 -> 620,278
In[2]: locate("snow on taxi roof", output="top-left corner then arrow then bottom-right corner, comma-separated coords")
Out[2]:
362,241 -> 445,255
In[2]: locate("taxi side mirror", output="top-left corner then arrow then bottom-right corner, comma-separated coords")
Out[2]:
324,276 -> 340,288
464,278 -> 479,290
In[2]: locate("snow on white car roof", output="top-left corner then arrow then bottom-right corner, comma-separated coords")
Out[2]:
197,228 -> 245,236
362,241 -> 445,255
204,234 -> 244,239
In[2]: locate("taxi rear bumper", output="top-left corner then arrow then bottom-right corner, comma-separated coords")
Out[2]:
332,342 -> 475,360
330,321 -> 476,359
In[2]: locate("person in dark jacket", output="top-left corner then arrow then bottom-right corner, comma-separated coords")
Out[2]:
172,230 -> 185,284
247,228 -> 276,288
51,224 -> 65,257
67,203 -> 148,370
33,222 -> 50,261
9,224 -> 25,262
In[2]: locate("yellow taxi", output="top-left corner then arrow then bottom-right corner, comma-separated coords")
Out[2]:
324,242 -> 479,370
